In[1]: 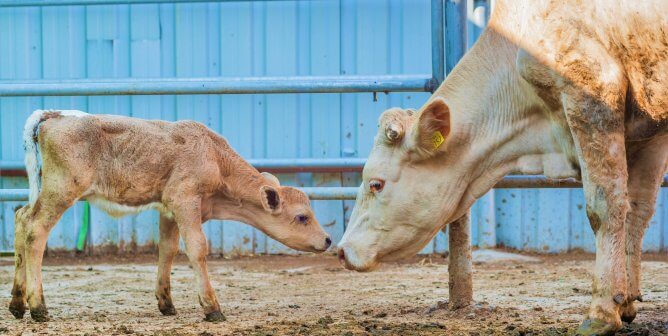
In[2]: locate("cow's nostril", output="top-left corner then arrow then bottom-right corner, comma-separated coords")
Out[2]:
325,237 -> 332,248
337,248 -> 345,263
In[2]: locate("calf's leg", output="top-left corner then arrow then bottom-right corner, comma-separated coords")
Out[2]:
562,86 -> 629,335
170,197 -> 224,322
448,212 -> 473,310
9,206 -> 30,318
24,191 -> 75,322
619,140 -> 667,323
156,214 -> 180,316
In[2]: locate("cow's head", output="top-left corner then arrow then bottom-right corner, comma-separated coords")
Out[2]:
245,172 -> 331,253
338,98 -> 471,271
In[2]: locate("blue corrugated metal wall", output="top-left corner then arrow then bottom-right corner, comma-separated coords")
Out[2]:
0,1 -> 666,254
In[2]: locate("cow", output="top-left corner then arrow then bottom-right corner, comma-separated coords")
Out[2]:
337,1 -> 668,335
9,109 -> 332,323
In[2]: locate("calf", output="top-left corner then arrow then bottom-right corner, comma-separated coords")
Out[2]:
9,109 -> 331,322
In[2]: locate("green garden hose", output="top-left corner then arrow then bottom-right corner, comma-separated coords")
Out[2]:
76,201 -> 90,252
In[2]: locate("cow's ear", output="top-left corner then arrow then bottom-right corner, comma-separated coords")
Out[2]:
260,186 -> 282,214
413,98 -> 450,153
261,172 -> 280,186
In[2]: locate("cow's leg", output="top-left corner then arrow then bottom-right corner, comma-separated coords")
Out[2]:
24,191 -> 75,322
619,140 -> 667,323
170,198 -> 224,322
9,205 -> 30,318
448,212 -> 473,310
156,214 -> 180,316
561,84 -> 628,335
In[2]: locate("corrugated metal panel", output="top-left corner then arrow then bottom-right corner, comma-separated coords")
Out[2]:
0,0 -> 666,254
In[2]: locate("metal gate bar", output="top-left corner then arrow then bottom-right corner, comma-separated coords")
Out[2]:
0,75 -> 435,97
3,176 -> 667,201
0,0 -> 306,7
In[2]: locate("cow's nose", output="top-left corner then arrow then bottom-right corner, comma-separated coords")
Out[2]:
337,248 -> 346,264
324,237 -> 332,249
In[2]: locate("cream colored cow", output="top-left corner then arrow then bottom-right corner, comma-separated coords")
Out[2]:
338,1 -> 668,335
10,109 -> 331,322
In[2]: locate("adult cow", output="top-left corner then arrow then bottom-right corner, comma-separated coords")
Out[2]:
337,1 -> 667,335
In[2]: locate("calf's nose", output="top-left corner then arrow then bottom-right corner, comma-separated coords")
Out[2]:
324,237 -> 332,249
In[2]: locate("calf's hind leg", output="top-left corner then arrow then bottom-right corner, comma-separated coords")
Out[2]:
9,206 -> 30,318
619,140 -> 668,323
24,189 -> 78,322
156,214 -> 180,316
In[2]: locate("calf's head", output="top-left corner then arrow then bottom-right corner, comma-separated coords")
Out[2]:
228,172 -> 331,253
338,98 -> 470,271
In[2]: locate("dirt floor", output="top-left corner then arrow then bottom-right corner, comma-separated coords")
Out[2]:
0,251 -> 666,336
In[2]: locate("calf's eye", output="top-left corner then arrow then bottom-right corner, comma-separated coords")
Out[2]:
369,179 -> 385,193
295,214 -> 309,224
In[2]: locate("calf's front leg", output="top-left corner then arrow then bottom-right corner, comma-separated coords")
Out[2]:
447,212 -> 473,310
156,214 -> 180,316
170,197 -> 225,322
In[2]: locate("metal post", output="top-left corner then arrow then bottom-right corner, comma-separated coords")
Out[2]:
444,0 -> 467,74
430,0 -> 445,91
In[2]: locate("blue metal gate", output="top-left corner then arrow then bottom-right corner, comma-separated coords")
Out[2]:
0,0 -> 666,254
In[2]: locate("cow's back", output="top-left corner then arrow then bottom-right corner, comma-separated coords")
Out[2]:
495,0 -> 668,121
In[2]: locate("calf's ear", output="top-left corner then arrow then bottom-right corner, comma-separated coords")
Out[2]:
260,186 -> 282,214
413,98 -> 450,153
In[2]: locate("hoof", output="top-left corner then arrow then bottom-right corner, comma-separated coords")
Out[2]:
159,303 -> 177,316
620,312 -> 636,324
577,318 -> 619,336
620,305 -> 637,324
29,306 -> 49,322
203,310 -> 226,323
8,302 -> 26,319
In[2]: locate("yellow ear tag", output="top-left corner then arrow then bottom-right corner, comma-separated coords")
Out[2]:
431,131 -> 445,149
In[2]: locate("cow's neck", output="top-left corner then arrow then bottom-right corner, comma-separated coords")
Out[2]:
433,28 -> 572,219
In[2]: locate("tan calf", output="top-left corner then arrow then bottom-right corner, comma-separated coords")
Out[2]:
9,109 -> 331,322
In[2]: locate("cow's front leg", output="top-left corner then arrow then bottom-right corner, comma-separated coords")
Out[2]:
562,86 -> 628,335
156,214 -> 180,316
9,206 -> 30,319
620,141 -> 667,323
170,197 -> 225,322
448,212 -> 473,310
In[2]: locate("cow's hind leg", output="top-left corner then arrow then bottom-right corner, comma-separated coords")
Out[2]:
619,139 -> 668,323
448,212 -> 473,310
560,67 -> 629,335
24,189 -> 77,322
156,214 -> 180,316
9,205 -> 30,318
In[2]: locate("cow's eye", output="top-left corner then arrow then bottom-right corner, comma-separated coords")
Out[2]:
295,214 -> 309,224
369,179 -> 385,193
